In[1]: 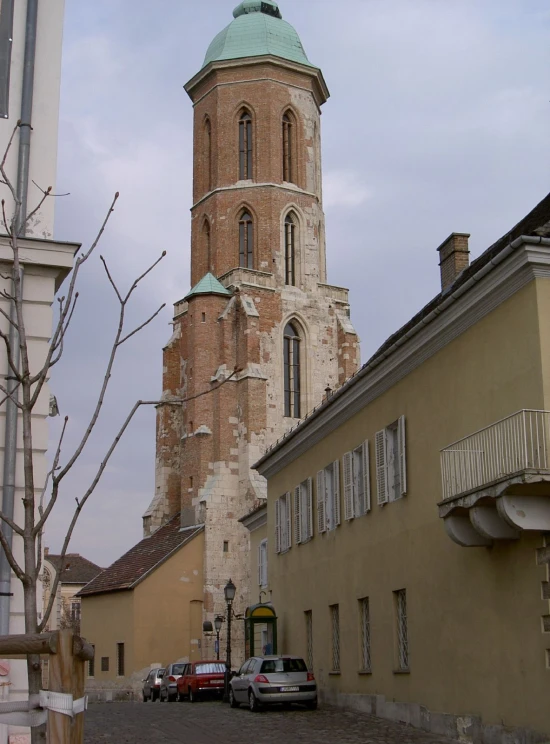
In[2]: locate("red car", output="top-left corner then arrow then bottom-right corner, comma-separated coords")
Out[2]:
176,660 -> 226,702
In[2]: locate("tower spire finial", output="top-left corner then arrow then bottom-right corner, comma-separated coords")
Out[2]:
233,0 -> 282,20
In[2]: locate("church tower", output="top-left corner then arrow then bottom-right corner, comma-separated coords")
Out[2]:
144,0 -> 359,653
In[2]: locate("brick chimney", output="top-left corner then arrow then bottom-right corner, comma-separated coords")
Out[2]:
437,233 -> 470,292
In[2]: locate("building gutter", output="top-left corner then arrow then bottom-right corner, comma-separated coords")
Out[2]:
0,0 -> 39,636
255,235 -> 550,475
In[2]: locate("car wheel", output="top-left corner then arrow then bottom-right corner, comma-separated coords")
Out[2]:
159,690 -> 165,702
152,690 -> 159,702
248,689 -> 260,712
229,687 -> 239,708
176,689 -> 184,702
142,692 -> 148,702
189,687 -> 196,703
305,698 -> 318,711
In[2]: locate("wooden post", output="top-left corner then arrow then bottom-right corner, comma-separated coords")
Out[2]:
70,636 -> 87,744
47,630 -> 73,744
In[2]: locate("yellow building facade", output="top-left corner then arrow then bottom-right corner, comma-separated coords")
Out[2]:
255,198 -> 550,741
79,521 -> 205,684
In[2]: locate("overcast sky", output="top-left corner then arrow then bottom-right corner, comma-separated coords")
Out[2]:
46,0 -> 550,566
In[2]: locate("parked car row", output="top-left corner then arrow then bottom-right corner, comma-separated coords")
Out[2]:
142,655 -> 317,711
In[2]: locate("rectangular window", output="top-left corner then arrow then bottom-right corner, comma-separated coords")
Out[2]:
343,442 -> 371,520
275,492 -> 291,553
330,604 -> 340,672
101,657 -> 109,672
88,645 -> 95,678
293,478 -> 313,544
223,540 -> 229,553
318,461 -> 340,532
376,416 -> 407,505
116,643 -> 125,677
0,0 -> 14,119
70,601 -> 81,623
394,589 -> 409,671
305,610 -> 313,671
258,539 -> 268,587
359,598 -> 371,672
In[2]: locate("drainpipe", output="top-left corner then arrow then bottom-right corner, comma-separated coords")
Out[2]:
0,0 -> 39,636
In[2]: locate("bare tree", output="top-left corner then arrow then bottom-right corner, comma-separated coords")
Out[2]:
0,122 -> 180,741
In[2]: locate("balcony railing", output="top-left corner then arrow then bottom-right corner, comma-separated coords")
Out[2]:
440,410 -> 550,501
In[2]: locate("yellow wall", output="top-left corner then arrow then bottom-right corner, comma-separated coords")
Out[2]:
133,530 -> 204,670
80,592 -> 134,681
81,530 -> 205,680
266,280 -> 550,735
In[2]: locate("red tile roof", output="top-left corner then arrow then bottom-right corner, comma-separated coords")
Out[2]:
77,516 -> 203,597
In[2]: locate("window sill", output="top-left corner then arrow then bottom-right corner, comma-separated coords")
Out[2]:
393,668 -> 410,675
328,671 -> 341,676
357,670 -> 372,675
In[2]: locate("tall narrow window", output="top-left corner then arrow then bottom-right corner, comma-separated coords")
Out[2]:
203,219 -> 211,271
239,112 -> 253,179
239,211 -> 253,268
116,643 -> 125,677
282,113 -> 293,182
204,118 -> 212,192
284,213 -> 296,285
305,611 -> 313,671
359,597 -> 371,672
330,604 -> 340,672
283,322 -> 301,418
394,589 -> 409,671
88,646 -> 95,678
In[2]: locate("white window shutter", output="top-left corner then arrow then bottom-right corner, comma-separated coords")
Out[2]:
263,541 -> 268,586
258,543 -> 264,586
316,470 -> 326,533
285,492 -> 291,549
333,460 -> 341,526
294,486 -> 302,545
398,415 -> 407,496
363,440 -> 371,513
275,499 -> 281,553
343,452 -> 353,520
306,477 -> 313,538
375,430 -> 389,505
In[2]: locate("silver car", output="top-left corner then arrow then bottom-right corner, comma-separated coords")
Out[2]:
229,655 -> 317,711
142,667 -> 164,702
159,662 -> 186,702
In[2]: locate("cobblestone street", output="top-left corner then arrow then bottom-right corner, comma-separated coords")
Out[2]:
84,701 -> 457,743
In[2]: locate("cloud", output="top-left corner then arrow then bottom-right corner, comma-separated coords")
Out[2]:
323,170 -> 372,210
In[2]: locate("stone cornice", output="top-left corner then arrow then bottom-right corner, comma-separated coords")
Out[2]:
185,55 -> 329,108
0,233 -> 80,292
239,503 -> 267,531
191,181 -> 320,212
256,237 -> 550,479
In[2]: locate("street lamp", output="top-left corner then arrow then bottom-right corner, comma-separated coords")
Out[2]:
214,615 -> 224,661
223,578 -> 236,701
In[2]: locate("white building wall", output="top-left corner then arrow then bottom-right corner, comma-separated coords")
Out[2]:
0,2 -> 69,742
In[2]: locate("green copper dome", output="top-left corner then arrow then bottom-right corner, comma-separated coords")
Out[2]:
202,1 -> 313,69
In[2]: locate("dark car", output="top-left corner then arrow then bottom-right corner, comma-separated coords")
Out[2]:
229,655 -> 317,711
159,662 -> 186,702
176,660 -> 226,702
142,667 -> 164,702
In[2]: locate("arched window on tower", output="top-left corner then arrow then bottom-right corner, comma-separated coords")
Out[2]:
282,113 -> 293,183
239,112 -> 253,180
203,219 -> 211,271
284,213 -> 296,286
239,210 -> 253,269
284,322 -> 301,418
204,118 -> 212,192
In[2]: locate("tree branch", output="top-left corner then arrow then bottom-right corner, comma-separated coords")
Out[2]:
118,303 -> 166,346
0,527 -> 25,583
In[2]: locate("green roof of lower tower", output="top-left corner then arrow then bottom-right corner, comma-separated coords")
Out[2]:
184,273 -> 232,302
202,1 -> 314,69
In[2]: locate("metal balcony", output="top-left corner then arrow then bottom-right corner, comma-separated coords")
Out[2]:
439,410 -> 550,546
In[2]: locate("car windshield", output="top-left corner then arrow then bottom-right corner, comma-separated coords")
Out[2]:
195,663 -> 225,674
261,658 -> 307,673
171,664 -> 185,675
